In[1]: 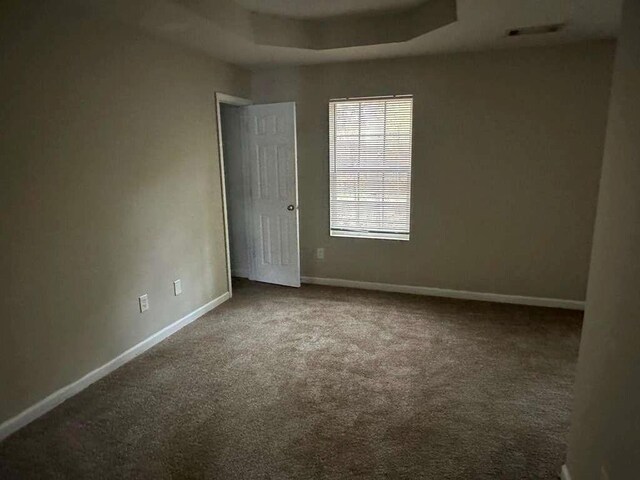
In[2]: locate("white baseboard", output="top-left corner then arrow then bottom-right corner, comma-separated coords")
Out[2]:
300,277 -> 584,310
561,464 -> 572,480
0,292 -> 230,442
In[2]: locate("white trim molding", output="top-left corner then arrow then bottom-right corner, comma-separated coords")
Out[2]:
0,292 -> 230,442
561,464 -> 572,480
300,277 -> 584,310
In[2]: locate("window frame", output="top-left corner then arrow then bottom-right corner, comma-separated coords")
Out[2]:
328,94 -> 414,242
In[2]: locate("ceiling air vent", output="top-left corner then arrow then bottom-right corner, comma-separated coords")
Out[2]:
507,23 -> 565,37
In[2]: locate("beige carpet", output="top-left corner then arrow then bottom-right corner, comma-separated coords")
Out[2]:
0,279 -> 582,479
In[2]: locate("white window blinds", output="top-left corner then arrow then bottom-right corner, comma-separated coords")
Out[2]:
329,95 -> 413,240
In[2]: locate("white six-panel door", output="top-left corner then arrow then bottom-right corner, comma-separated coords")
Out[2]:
242,102 -> 300,287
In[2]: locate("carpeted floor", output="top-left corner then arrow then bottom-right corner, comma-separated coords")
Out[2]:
0,279 -> 582,479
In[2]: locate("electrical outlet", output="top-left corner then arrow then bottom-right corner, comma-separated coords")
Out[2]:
139,294 -> 149,313
316,247 -> 325,260
174,279 -> 182,296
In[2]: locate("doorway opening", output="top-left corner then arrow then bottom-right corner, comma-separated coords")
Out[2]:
215,93 -> 301,295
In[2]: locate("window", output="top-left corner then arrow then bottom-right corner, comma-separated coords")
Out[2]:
329,95 -> 413,241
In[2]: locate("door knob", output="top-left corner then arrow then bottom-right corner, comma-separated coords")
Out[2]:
287,204 -> 295,211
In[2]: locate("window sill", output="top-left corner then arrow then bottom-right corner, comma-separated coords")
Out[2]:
330,230 -> 410,241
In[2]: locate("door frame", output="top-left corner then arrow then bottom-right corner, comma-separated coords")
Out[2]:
215,92 -> 252,298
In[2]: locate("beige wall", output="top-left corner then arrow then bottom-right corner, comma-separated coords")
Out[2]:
0,3 -> 249,424
566,1 -> 640,478
252,42 -> 615,301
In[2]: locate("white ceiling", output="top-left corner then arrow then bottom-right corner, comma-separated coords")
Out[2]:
232,0 -> 425,18
76,0 -> 623,69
